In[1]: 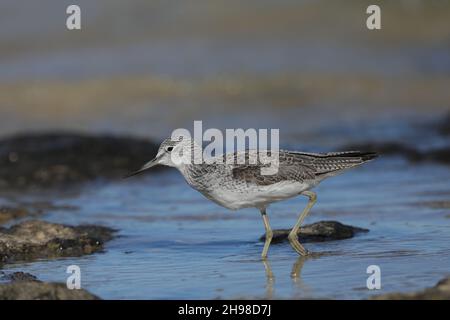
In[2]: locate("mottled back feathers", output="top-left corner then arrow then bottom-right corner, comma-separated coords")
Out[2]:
228,150 -> 377,186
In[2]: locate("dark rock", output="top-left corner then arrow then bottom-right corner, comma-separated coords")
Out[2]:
1,271 -> 39,282
426,148 -> 450,165
0,220 -> 116,264
0,281 -> 99,300
0,132 -> 160,189
260,220 -> 369,243
437,112 -> 450,136
372,277 -> 450,300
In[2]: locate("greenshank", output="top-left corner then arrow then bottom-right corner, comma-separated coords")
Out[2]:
128,136 -> 377,258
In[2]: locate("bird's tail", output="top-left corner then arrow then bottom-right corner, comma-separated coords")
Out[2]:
311,151 -> 378,176
323,151 -> 378,162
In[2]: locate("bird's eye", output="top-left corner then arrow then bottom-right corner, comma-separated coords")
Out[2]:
166,146 -> 174,152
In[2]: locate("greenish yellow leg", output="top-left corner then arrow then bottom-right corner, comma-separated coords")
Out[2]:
260,208 -> 273,259
288,190 -> 317,256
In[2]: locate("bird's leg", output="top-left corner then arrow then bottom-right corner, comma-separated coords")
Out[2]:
288,190 -> 317,256
260,208 -> 273,259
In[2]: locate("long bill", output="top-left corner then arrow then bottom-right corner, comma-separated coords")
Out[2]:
124,157 -> 159,178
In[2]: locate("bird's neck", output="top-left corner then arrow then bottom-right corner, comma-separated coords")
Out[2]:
175,163 -> 200,187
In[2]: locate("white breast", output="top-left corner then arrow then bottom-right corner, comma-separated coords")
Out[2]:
206,180 -> 311,210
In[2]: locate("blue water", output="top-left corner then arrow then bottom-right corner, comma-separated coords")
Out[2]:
2,155 -> 449,299
1,0 -> 449,299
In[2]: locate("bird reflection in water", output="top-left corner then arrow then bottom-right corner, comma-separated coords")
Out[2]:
262,256 -> 309,298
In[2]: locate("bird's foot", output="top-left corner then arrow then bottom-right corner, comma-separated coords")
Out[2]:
288,232 -> 309,256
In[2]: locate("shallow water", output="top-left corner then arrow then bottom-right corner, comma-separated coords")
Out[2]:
0,0 -> 449,299
2,152 -> 449,299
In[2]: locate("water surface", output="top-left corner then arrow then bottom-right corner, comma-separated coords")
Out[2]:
2,150 -> 449,299
0,0 -> 449,299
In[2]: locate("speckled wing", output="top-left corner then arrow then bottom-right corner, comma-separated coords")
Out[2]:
229,151 -> 316,186
230,150 -> 377,186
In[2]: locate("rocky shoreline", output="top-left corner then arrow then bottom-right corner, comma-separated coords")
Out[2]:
0,220 -> 116,264
0,129 -> 448,299
0,132 -> 160,190
0,219 -> 116,300
0,132 -> 163,299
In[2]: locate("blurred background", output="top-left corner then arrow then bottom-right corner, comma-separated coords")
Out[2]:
1,0 -> 449,140
0,0 -> 449,300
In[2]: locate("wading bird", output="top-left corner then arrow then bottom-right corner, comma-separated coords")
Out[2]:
127,136 -> 377,259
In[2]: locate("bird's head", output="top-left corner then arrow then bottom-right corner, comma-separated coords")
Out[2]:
126,135 -> 200,177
